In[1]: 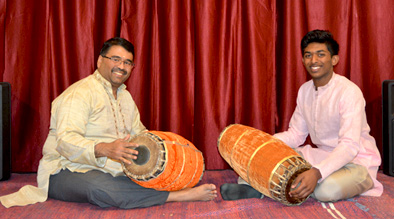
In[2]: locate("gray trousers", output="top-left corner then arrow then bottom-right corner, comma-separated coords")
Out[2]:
48,169 -> 169,209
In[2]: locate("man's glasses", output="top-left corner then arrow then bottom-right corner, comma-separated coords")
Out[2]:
102,55 -> 135,68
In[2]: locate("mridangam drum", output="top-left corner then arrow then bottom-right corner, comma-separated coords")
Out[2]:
217,124 -> 312,206
122,131 -> 205,191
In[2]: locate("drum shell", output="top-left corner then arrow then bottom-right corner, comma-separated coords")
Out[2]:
218,124 -> 311,205
123,131 -> 204,191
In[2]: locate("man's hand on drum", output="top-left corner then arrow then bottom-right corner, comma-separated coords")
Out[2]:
288,167 -> 322,199
94,134 -> 140,165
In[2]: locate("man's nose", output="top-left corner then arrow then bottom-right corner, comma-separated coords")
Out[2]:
117,60 -> 126,68
311,54 -> 319,63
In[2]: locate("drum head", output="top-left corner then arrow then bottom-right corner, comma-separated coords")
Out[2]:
123,133 -> 167,181
269,156 -> 312,206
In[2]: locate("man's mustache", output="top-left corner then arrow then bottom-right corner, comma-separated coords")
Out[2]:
111,67 -> 127,75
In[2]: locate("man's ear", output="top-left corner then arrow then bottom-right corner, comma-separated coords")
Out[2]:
332,55 -> 339,66
97,55 -> 103,68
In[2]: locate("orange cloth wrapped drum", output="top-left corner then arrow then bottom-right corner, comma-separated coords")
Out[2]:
122,131 -> 205,191
218,124 -> 312,206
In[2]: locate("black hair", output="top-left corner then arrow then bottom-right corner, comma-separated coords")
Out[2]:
99,37 -> 134,57
301,30 -> 339,56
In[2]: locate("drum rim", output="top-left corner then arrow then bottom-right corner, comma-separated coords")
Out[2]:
268,155 -> 312,206
122,132 -> 168,181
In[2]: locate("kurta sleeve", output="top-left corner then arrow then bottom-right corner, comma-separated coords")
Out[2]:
274,89 -> 309,148
54,86 -> 106,167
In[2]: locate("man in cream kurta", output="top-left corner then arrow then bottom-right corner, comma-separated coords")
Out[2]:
0,69 -> 150,207
1,37 -> 217,208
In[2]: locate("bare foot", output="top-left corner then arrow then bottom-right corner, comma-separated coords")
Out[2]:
166,184 -> 217,202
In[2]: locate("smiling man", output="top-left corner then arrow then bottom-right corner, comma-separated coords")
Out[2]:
278,29 -> 384,201
301,41 -> 339,88
0,37 -> 217,209
221,30 -> 383,203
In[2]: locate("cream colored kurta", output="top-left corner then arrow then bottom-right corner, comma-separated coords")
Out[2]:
0,70 -> 146,208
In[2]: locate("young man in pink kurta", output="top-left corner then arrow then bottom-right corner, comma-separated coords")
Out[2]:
221,29 -> 383,202
280,29 -> 383,201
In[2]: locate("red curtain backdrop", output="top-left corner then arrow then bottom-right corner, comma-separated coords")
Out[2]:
1,0 -> 393,172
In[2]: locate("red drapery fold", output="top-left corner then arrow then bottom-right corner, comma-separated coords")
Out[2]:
1,0 -> 393,172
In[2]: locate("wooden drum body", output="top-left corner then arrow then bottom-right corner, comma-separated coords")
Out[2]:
218,124 -> 312,206
122,131 -> 204,191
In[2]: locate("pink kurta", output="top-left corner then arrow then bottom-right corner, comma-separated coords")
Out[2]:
274,73 -> 383,196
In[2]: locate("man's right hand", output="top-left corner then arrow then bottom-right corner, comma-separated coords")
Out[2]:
288,167 -> 322,199
94,134 -> 140,165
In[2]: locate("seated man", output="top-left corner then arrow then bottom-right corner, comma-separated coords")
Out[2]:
1,37 -> 217,209
221,29 -> 383,202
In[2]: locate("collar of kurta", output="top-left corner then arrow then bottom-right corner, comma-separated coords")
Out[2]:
316,72 -> 337,92
93,70 -> 127,93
